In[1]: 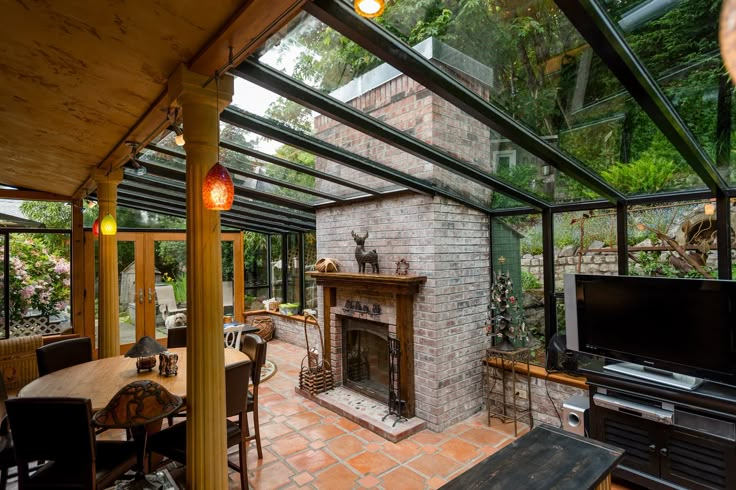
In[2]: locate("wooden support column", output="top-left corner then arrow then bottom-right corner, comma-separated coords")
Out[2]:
93,169 -> 123,359
70,199 -> 86,337
169,65 -> 234,489
396,293 -> 415,417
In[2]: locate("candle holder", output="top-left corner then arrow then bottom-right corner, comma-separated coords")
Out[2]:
124,336 -> 167,373
158,351 -> 179,376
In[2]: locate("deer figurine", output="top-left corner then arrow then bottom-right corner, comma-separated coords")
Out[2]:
351,230 -> 379,273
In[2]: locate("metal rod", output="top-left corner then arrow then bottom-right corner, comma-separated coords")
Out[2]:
542,208 -> 556,343
617,202 -> 629,275
716,194 -> 732,279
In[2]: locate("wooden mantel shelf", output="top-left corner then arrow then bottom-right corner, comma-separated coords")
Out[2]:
306,272 -> 427,295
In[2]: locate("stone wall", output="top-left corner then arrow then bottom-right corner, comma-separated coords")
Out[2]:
522,249 -> 619,284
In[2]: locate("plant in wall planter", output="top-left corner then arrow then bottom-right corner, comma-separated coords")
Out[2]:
279,303 -> 300,316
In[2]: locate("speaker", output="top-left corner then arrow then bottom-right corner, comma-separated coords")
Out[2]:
545,333 -> 578,373
562,395 -> 589,436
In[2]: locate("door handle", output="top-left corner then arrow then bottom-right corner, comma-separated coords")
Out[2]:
138,288 -> 144,304
148,288 -> 154,303
648,444 -> 656,453
659,447 -> 668,457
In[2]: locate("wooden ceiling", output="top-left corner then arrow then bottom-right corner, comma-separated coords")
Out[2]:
0,0 -> 305,199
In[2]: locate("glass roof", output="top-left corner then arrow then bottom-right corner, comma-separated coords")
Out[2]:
601,0 -> 736,185
253,6 -> 708,199
127,0 -> 736,231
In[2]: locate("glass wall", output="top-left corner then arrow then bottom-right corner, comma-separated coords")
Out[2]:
304,231 -> 317,312
270,234 -> 283,302
285,233 -> 301,313
244,231 -> 270,311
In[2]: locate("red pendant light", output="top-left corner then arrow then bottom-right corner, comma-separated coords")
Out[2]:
92,218 -> 100,237
202,162 -> 234,211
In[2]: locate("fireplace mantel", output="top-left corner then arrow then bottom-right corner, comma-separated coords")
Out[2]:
306,272 -> 427,295
309,271 -> 426,418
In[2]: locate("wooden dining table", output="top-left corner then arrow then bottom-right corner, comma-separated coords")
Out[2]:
19,347 -> 250,411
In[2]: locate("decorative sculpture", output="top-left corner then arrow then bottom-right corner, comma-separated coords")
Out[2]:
486,258 -> 528,351
351,230 -> 379,273
395,258 -> 410,275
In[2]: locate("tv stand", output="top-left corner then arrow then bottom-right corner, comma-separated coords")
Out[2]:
585,367 -> 736,490
603,362 -> 704,391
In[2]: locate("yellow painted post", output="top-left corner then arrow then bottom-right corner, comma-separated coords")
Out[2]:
93,169 -> 123,359
168,65 -> 234,489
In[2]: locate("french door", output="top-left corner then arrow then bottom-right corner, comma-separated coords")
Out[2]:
84,231 -> 243,355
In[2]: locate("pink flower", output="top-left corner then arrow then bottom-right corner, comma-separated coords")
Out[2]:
509,296 -> 516,304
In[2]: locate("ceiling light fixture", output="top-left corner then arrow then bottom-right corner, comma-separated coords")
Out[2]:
202,74 -> 234,211
173,125 -> 185,146
169,107 -> 185,146
100,214 -> 117,236
354,0 -> 385,18
721,0 -> 736,83
92,218 -> 100,237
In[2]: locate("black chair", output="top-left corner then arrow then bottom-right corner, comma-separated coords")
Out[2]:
241,333 -> 267,459
0,372 -> 14,490
36,337 -> 93,377
5,397 -> 137,489
148,361 -> 252,489
166,326 -> 187,349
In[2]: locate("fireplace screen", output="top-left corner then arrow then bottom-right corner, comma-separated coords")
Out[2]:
342,318 -> 389,401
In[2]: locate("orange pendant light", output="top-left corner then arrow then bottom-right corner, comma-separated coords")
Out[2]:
202,162 -> 234,211
354,0 -> 385,18
92,218 -> 100,237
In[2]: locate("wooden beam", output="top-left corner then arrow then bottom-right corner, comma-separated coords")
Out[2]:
0,189 -> 71,201
70,200 -> 85,336
74,0 -> 308,199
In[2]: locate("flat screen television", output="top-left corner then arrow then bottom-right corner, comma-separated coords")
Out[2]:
564,274 -> 736,388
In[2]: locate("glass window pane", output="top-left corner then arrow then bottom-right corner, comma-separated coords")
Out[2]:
222,241 -> 234,317
271,234 -> 283,301
602,0 -> 735,183
493,216 -> 545,365
304,231 -> 317,312
0,235 -> 5,339
9,233 -> 71,337
553,210 -> 619,291
628,200 -> 718,278
154,240 -> 187,340
285,233 -> 301,313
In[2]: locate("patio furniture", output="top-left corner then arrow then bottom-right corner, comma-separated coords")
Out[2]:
241,333 -> 267,459
155,285 -> 186,325
166,326 -> 187,348
0,335 -> 42,391
5,397 -> 137,489
224,324 -> 245,350
36,337 -> 93,377
18,347 -> 249,411
439,424 -> 624,490
147,360 -> 253,489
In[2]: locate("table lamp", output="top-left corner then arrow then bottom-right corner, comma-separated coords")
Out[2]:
125,336 -> 167,372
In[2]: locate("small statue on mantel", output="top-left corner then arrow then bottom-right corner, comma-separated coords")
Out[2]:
351,230 -> 379,273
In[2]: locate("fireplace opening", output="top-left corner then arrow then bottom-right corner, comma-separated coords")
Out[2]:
341,317 -> 389,402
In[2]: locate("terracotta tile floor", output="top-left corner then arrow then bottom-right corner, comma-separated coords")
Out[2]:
6,339 -> 631,489
225,340 -> 631,490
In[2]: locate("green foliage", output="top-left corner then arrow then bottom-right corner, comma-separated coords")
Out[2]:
162,272 -> 187,305
601,154 -> 678,194
19,201 -> 71,229
7,237 -> 70,321
521,271 -> 541,290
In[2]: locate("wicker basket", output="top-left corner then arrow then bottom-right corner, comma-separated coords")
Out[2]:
298,314 -> 334,395
0,335 -> 43,391
250,316 -> 275,342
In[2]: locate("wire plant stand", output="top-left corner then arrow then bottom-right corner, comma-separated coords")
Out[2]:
484,345 -> 533,436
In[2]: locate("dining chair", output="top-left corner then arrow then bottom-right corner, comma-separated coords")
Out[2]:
147,360 -> 252,489
5,397 -> 137,489
166,326 -> 187,348
241,333 -> 267,459
224,324 -> 244,351
36,337 -> 93,377
0,372 -> 14,490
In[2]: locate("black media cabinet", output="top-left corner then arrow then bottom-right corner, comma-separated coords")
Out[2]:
584,367 -> 736,490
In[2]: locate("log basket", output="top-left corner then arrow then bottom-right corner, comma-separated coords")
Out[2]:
299,313 -> 334,395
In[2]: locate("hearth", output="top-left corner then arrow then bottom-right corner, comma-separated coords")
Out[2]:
341,317 -> 389,402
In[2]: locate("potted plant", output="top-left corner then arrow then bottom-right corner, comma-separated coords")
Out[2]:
279,303 -> 300,316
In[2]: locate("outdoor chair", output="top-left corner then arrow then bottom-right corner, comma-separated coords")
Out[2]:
5,397 -> 137,489
241,333 -> 267,459
155,285 -> 186,325
166,326 -> 187,349
224,324 -> 244,351
147,361 -> 252,489
36,337 -> 93,377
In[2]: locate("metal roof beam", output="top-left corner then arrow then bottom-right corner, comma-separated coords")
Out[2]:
305,0 -> 624,204
221,108 -> 497,215
219,140 -> 380,196
145,144 -> 346,203
117,186 -> 314,231
121,173 -> 316,223
556,0 -> 727,195
234,58 -> 547,210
